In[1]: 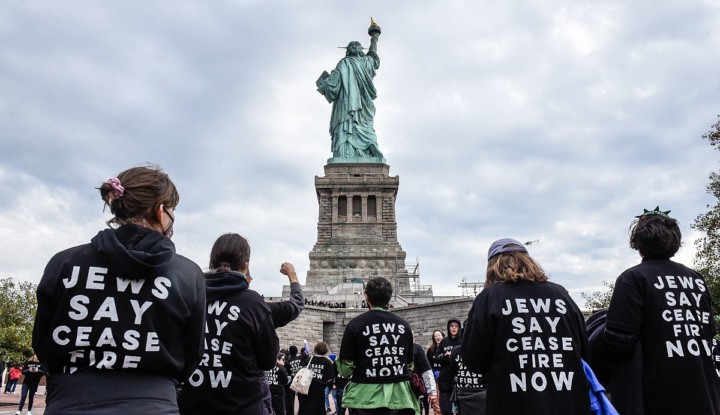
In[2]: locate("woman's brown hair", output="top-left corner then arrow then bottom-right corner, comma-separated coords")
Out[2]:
313,341 -> 329,356
99,165 -> 179,228
485,251 -> 547,288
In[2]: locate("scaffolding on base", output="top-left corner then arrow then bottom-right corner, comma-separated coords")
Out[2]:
459,277 -> 483,297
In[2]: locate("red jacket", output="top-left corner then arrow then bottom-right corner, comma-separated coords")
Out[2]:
8,367 -> 21,380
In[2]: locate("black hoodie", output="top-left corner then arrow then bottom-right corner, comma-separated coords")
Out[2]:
178,270 -> 280,415
32,224 -> 206,413
435,318 -> 462,391
461,280 -> 590,415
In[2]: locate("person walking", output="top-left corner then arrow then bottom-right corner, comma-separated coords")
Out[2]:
267,353 -> 289,415
426,329 -> 445,410
298,342 -> 336,415
333,358 -> 350,415
0,360 -> 5,392
285,345 -> 303,415
15,354 -> 45,415
462,238 -> 590,415
435,319 -> 462,414
32,165 -> 206,414
5,365 -> 21,394
324,352 -> 338,413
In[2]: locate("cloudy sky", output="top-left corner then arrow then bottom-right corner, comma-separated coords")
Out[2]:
2,1 -> 719,308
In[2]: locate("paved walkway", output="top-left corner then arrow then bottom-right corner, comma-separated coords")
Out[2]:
0,385 -> 435,414
0,385 -> 46,415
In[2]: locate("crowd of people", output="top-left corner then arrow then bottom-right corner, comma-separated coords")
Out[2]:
304,300 -> 348,309
13,165 -> 720,415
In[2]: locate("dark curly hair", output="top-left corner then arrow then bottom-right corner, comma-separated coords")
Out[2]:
365,277 -> 393,308
629,215 -> 681,259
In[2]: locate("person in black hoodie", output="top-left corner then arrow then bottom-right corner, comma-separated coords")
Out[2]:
15,354 -> 45,415
604,208 -> 720,414
285,345 -> 302,415
267,353 -> 290,415
435,318 -> 461,414
178,233 -> 279,415
449,345 -> 485,414
298,341 -> 336,415
461,238 -> 589,415
32,166 -> 206,414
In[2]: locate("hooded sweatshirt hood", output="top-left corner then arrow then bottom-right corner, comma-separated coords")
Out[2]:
204,270 -> 250,295
90,224 -> 175,279
447,318 -> 462,338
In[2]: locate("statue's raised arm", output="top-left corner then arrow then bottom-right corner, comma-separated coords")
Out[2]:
316,19 -> 385,163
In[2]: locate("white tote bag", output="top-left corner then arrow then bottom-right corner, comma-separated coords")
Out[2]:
290,363 -> 314,395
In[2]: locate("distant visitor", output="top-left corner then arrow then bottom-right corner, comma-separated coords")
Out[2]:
316,19 -> 385,162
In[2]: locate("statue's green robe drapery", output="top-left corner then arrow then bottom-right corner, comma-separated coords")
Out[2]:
318,51 -> 384,159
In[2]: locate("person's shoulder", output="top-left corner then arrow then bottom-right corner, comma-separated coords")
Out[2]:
623,258 -> 691,275
45,242 -> 93,266
171,254 -> 204,275
238,289 -> 269,305
479,283 -> 500,294
346,310 -> 372,324
666,259 -> 702,277
543,280 -> 571,293
341,313 -> 365,336
386,310 -> 411,324
216,287 -> 267,310
611,262 -> 661,286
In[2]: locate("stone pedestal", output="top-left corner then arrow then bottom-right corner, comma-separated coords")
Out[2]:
306,163 -> 409,292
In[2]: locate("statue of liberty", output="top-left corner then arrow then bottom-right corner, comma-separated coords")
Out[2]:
316,19 -> 385,162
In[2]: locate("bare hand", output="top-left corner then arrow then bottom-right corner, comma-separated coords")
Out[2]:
429,395 -> 441,414
280,262 -> 299,283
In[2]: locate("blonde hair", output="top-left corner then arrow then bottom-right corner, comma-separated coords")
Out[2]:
485,251 -> 547,288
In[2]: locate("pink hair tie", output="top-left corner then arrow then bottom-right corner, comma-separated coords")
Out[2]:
107,177 -> 125,198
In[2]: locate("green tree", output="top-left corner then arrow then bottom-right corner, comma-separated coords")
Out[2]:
0,277 -> 37,364
581,280 -> 614,311
692,115 -> 720,314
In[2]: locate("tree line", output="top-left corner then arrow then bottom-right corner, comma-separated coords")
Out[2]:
0,277 -> 37,365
